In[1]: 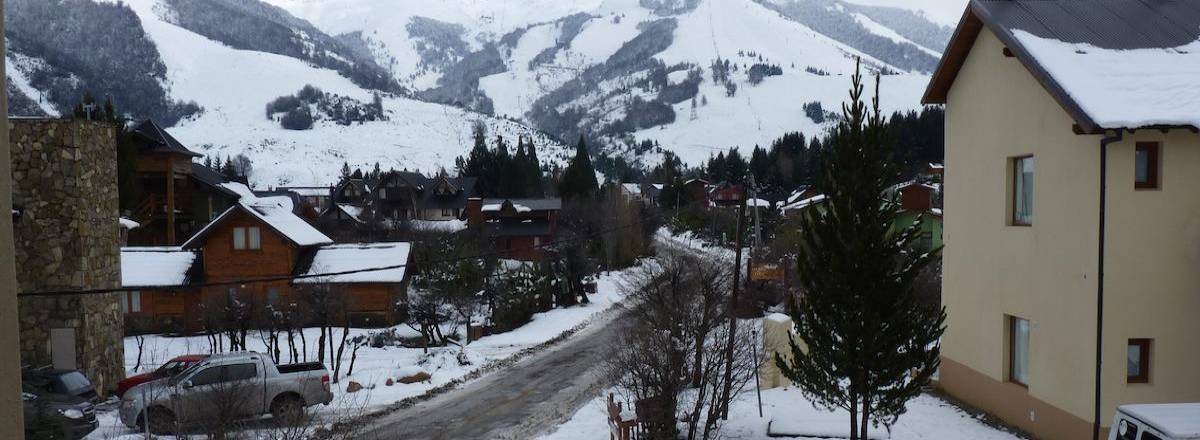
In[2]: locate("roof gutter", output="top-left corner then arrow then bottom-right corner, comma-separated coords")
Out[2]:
1094,128 -> 1122,440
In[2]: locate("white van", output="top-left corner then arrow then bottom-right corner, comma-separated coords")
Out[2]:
1110,404 -> 1200,440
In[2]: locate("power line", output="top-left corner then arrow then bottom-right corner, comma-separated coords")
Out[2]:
18,197 -> 701,298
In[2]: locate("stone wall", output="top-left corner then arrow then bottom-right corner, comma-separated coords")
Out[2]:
10,118 -> 124,395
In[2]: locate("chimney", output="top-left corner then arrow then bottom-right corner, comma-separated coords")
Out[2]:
466,197 -> 484,226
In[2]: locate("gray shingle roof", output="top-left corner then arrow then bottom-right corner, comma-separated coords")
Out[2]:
974,0 -> 1200,50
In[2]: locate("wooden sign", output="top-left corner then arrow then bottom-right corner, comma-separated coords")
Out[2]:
750,264 -> 785,281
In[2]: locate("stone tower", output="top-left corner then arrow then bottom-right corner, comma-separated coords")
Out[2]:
9,118 -> 124,395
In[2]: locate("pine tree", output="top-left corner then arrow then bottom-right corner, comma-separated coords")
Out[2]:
775,60 -> 945,440
340,162 -> 352,182
524,137 -> 543,196
559,136 -> 599,201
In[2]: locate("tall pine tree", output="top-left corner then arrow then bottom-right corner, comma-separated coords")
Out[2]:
559,136 -> 599,200
775,60 -> 945,440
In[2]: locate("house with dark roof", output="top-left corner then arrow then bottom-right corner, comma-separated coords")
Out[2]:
320,171 -> 478,231
466,197 -> 561,260
925,2 -> 1200,438
126,120 -> 203,245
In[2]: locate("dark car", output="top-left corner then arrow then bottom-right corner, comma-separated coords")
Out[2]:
22,385 -> 98,440
116,354 -> 208,398
22,368 -> 99,404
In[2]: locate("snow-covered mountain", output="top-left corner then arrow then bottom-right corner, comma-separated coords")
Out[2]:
5,0 -> 966,185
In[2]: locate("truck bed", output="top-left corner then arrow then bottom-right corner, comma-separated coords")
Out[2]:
276,362 -> 325,375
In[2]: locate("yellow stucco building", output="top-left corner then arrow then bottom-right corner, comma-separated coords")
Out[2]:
925,1 -> 1200,439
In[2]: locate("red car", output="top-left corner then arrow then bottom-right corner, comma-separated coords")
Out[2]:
115,355 -> 208,398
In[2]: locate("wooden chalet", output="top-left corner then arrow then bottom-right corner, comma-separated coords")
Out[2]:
121,184 -> 412,332
125,120 -> 242,246
466,197 -> 561,261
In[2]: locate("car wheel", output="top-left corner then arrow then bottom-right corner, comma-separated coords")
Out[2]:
270,395 -> 304,424
142,407 -> 176,435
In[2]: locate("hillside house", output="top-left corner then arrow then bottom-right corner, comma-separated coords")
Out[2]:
466,197 -> 561,260
320,172 -> 477,228
925,1 -> 1200,438
125,120 -> 243,246
122,184 -> 412,332
888,181 -> 943,251
278,186 -> 334,213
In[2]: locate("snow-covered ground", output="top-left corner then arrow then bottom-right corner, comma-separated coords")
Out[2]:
538,387 -> 1023,440
88,264 -> 636,439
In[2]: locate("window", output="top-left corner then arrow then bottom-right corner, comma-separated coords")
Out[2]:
233,227 -> 246,250
1009,316 -> 1030,386
247,227 -> 261,250
188,363 -> 257,387
379,188 -> 387,199
130,291 -> 141,313
918,231 -> 934,251
1135,142 -> 1160,189
441,208 -> 453,217
267,288 -> 279,306
1012,156 -> 1034,225
1127,338 -> 1151,384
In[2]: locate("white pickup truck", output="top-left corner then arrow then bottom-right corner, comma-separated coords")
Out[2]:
1110,403 -> 1200,440
119,351 -> 333,433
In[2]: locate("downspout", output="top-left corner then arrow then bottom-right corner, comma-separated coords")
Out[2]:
1094,128 -> 1122,440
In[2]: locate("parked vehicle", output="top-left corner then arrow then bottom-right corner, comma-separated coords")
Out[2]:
22,367 -> 100,404
22,385 -> 98,440
118,351 -> 333,433
116,354 -> 208,398
1110,403 -> 1200,440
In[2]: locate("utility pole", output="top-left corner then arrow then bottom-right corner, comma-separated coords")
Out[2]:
0,1 -> 28,435
720,183 -> 747,419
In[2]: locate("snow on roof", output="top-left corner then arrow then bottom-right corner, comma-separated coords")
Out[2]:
482,203 -> 531,213
334,204 -> 365,223
285,187 -> 332,197
241,197 -> 330,247
928,163 -> 944,169
295,242 -> 412,284
747,198 -> 771,208
1121,403 -> 1200,439
119,218 -> 140,230
780,194 -> 827,212
621,183 -> 642,195
410,219 -> 467,232
184,183 -> 331,248
121,247 -> 197,288
651,184 -> 665,190
1013,30 -> 1200,130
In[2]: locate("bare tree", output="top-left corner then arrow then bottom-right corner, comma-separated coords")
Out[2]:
607,250 -> 756,440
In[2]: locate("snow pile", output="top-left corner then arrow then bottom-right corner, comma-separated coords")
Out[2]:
1013,30 -> 1200,129
538,388 -> 1022,440
297,242 -> 412,283
119,218 -> 140,229
120,247 -> 197,288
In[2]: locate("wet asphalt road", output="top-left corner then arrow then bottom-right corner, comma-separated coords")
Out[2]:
360,309 -> 630,440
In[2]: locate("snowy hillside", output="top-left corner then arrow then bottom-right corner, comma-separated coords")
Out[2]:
265,0 -> 955,167
116,0 -> 569,187
7,0 -> 962,183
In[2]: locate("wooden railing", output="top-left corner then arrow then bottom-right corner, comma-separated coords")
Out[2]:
608,393 -> 639,440
132,194 -> 160,225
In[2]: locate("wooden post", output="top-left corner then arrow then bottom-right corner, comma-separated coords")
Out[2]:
166,155 -> 176,245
